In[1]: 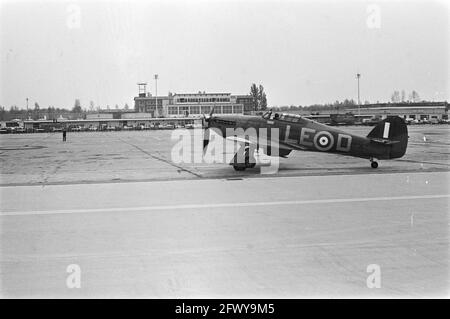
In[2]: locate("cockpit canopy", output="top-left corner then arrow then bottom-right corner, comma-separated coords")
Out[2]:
262,110 -> 303,123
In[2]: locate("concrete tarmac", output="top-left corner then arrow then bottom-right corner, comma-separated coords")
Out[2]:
1,172 -> 448,298
1,125 -> 449,185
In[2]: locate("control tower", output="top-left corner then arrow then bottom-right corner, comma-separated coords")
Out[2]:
137,83 -> 148,97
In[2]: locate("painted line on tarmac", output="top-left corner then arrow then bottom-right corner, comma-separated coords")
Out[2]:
1,194 -> 449,216
116,137 -> 203,178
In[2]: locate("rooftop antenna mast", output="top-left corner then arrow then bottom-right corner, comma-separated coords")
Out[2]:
356,73 -> 361,115
154,74 -> 159,116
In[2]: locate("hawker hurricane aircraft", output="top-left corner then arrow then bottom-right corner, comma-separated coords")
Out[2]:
202,109 -> 408,171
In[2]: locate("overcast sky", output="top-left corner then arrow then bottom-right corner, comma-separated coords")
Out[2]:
0,0 -> 448,109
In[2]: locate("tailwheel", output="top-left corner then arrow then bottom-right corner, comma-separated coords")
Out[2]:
243,147 -> 256,169
370,158 -> 379,169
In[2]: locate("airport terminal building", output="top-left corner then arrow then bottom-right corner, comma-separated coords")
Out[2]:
134,91 -> 256,117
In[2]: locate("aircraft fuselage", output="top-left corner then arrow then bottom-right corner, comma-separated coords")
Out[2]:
208,114 -> 406,161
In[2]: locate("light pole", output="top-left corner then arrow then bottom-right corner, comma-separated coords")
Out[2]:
154,74 -> 158,117
356,73 -> 361,115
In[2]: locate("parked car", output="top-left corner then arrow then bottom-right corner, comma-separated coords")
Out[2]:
160,123 -> 175,130
12,127 -> 26,133
429,118 -> 439,124
362,117 -> 381,126
408,119 -> 421,125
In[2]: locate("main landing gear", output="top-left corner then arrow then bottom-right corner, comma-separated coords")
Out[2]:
231,146 -> 257,171
370,158 -> 379,169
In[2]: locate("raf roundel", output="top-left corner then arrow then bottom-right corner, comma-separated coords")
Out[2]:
319,136 -> 329,146
313,131 -> 334,151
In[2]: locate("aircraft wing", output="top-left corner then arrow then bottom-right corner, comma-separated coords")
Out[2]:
225,135 -> 308,152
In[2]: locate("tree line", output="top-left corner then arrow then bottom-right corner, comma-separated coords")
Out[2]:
390,90 -> 421,103
0,99 -> 131,121
249,83 -> 267,111
0,88 -> 435,121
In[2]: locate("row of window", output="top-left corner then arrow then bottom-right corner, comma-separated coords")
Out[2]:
168,105 -> 243,115
137,99 -> 254,108
138,101 -> 163,107
236,98 -> 253,103
176,98 -> 230,103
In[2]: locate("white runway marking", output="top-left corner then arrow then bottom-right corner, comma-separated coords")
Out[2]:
1,194 -> 449,216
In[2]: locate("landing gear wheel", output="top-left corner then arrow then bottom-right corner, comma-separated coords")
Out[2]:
244,147 -> 256,169
371,161 -> 378,169
231,146 -> 256,171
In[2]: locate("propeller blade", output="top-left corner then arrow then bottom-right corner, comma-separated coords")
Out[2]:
202,108 -> 214,152
203,128 -> 210,152
202,114 -> 206,128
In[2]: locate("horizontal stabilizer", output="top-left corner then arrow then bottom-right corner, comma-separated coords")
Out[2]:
369,138 -> 400,145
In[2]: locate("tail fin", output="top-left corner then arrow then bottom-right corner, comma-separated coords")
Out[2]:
367,116 -> 408,159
